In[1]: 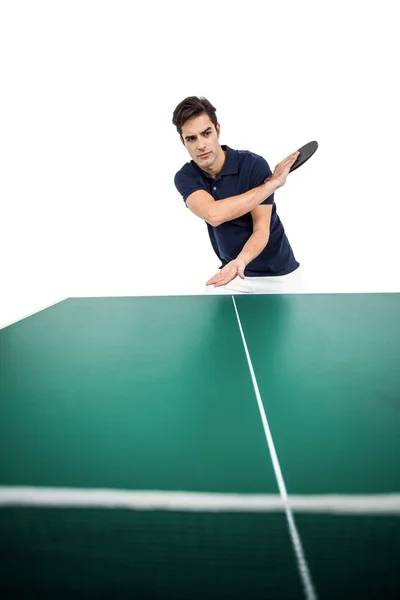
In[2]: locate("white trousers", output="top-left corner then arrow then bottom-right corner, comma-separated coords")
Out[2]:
203,267 -> 305,294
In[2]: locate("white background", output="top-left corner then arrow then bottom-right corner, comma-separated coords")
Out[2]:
1,0 -> 399,328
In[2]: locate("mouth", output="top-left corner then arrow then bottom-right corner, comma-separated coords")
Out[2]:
198,152 -> 211,159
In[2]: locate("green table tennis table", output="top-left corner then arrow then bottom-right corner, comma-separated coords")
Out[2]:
0,293 -> 399,599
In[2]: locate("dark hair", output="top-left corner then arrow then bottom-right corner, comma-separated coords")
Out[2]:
172,96 -> 218,136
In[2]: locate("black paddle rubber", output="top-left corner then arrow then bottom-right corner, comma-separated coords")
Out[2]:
290,140 -> 318,172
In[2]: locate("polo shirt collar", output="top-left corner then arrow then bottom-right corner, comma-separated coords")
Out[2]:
219,145 -> 238,175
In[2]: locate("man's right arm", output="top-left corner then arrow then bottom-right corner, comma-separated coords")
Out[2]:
186,150 -> 299,227
186,180 -> 279,227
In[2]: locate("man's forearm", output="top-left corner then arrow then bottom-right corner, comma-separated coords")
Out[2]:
209,180 -> 278,227
237,230 -> 270,267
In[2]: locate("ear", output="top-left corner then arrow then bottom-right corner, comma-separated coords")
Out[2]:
216,123 -> 220,137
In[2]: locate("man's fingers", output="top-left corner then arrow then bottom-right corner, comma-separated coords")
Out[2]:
283,154 -> 298,168
213,276 -> 230,286
206,277 -> 219,285
206,271 -> 224,285
208,274 -> 232,287
206,263 -> 240,287
282,151 -> 300,167
213,270 -> 239,287
214,278 -> 232,287
288,152 -> 300,165
206,275 -> 218,285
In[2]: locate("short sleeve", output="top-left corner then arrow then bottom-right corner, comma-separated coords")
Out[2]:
250,156 -> 274,205
174,167 -> 206,206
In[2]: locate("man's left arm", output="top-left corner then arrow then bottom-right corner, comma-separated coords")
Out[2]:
205,159 -> 273,287
236,204 -> 272,267
205,204 -> 272,287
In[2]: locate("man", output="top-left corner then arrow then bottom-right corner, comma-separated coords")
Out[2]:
173,96 -> 303,294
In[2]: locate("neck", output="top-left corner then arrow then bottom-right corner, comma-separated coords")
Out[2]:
203,145 -> 226,179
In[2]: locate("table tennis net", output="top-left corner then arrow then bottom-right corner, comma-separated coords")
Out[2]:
0,501 -> 399,599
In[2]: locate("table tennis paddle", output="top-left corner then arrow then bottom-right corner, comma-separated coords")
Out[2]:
289,140 -> 318,173
264,140 -> 318,184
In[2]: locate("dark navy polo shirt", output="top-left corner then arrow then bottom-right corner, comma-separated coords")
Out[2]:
174,144 -> 299,277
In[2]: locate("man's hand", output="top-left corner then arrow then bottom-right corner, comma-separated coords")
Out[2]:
268,151 -> 300,189
206,258 -> 246,288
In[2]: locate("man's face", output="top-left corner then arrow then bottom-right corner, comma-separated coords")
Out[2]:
181,114 -> 221,170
